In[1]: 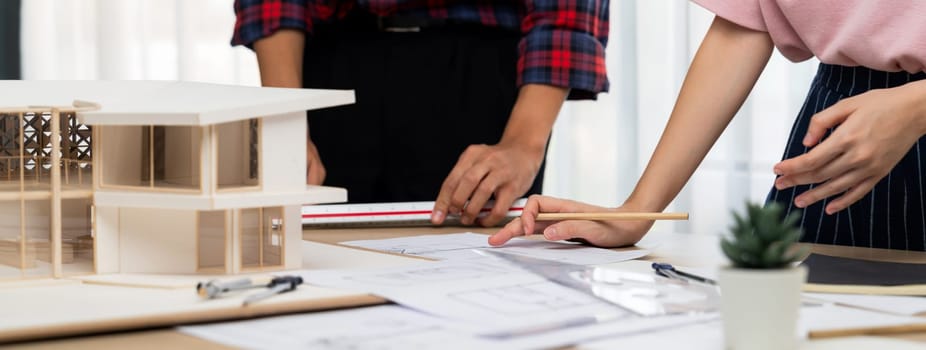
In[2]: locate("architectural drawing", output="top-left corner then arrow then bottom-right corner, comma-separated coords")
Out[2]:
345,261 -> 514,286
0,81 -> 353,280
301,259 -> 629,328
449,281 -> 596,315
342,232 -> 650,265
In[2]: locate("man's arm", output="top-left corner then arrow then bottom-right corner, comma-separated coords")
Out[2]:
232,0 -> 326,184
253,29 -> 304,88
431,0 -> 609,227
252,29 -> 325,184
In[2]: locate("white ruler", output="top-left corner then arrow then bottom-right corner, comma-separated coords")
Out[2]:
302,198 -> 528,227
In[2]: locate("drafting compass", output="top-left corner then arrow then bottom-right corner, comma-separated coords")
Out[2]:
196,275 -> 304,306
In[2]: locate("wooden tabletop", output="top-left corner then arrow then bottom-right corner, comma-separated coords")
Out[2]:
8,227 -> 926,348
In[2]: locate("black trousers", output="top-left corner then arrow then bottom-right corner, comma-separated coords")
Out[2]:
767,64 -> 926,251
302,16 -> 545,203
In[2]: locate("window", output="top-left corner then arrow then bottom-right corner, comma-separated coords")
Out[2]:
22,199 -> 51,278
0,199 -> 22,279
239,207 -> 283,270
61,198 -> 93,276
100,125 -> 202,191
216,119 -> 259,191
60,112 -> 92,190
0,113 -> 22,189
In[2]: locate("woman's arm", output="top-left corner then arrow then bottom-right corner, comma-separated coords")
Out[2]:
491,16 -> 774,247
626,16 -> 773,213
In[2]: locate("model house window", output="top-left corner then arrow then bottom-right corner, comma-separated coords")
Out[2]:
0,113 -> 22,189
216,119 -> 260,191
60,112 -> 92,189
0,199 -> 24,279
239,207 -> 283,270
0,112 -> 95,280
22,199 -> 51,278
197,210 -> 227,272
21,112 -> 52,187
100,125 -> 202,191
61,198 -> 93,276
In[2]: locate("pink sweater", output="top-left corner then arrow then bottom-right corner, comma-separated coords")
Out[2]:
692,0 -> 926,73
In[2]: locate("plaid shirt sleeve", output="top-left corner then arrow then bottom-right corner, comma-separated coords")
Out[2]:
232,0 -> 343,48
519,0 -> 610,100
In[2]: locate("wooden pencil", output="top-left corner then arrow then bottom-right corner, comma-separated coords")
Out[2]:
809,322 -> 926,339
534,212 -> 689,221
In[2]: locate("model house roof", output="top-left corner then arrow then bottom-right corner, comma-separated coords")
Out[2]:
0,80 -> 354,126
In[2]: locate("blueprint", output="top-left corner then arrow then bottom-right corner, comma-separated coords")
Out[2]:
341,232 -> 650,265
299,259 -> 631,334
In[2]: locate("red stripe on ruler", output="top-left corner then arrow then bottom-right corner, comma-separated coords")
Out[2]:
302,207 -> 525,219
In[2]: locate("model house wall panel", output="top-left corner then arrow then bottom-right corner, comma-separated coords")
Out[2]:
100,126 -> 145,187
94,206 -> 120,274
22,200 -> 51,277
0,200 -> 23,276
216,121 -> 245,186
197,210 -> 226,272
259,112 -> 306,192
283,205 -> 301,270
119,208 -> 196,274
160,126 -> 201,189
215,121 -> 256,190
61,197 -> 93,276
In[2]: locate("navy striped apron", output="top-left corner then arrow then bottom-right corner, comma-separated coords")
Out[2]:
766,63 -> 926,251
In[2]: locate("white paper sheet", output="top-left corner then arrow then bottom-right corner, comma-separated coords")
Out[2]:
180,304 -> 719,350
180,305 -> 501,350
804,293 -> 926,316
799,304 -> 926,335
342,232 -> 650,265
581,304 -> 926,349
579,320 -> 926,350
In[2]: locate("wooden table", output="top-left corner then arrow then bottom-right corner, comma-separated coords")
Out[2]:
9,227 -> 926,349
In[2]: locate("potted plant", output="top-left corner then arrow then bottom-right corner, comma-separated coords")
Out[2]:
719,202 -> 809,350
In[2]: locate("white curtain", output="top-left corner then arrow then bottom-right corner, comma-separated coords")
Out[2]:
21,0 -> 259,85
21,0 -> 818,236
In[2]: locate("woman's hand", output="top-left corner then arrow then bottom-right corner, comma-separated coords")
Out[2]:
773,80 -> 926,214
488,195 -> 654,248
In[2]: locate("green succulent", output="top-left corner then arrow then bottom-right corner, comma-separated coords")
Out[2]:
720,202 -> 809,269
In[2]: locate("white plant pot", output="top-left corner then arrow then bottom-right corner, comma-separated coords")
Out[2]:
718,266 -> 807,350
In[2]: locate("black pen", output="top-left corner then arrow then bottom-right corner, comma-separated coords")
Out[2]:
651,262 -> 717,285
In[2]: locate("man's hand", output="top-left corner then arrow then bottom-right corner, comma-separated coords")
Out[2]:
488,195 -> 654,248
434,143 -> 543,226
306,135 -> 326,185
431,85 -> 567,227
773,80 -> 926,214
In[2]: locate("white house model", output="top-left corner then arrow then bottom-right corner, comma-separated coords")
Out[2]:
0,81 -> 352,280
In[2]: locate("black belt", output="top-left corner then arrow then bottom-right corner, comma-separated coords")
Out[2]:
375,15 -> 447,32
332,11 -> 504,35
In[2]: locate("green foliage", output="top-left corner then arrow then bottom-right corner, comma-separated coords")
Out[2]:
720,202 -> 809,269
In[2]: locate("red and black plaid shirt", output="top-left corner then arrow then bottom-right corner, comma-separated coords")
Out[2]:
232,0 -> 609,100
